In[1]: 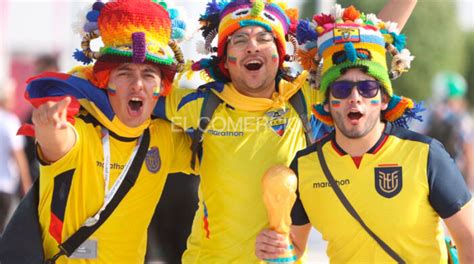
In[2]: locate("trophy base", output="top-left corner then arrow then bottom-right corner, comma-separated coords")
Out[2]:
264,244 -> 297,263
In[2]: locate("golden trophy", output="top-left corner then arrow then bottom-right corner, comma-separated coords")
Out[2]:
262,165 -> 298,263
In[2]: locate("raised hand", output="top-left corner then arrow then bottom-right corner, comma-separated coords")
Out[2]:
32,96 -> 76,163
32,96 -> 71,130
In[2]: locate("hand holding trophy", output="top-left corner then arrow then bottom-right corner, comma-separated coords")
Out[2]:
262,165 -> 298,263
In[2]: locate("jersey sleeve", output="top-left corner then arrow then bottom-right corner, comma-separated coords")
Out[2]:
169,127 -> 196,175
290,155 -> 310,225
154,86 -> 204,130
38,117 -> 84,178
427,139 -> 472,218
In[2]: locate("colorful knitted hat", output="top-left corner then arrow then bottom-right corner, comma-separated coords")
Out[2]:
72,0 -> 187,96
296,4 -> 422,128
192,0 -> 299,82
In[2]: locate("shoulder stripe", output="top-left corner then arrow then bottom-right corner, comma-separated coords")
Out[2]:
49,169 -> 75,244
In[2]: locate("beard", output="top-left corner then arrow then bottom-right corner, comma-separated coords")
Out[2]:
331,109 -> 381,139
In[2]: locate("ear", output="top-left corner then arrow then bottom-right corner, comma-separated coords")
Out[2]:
323,101 -> 329,112
381,93 -> 389,111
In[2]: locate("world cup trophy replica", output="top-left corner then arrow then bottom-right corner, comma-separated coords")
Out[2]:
262,165 -> 298,263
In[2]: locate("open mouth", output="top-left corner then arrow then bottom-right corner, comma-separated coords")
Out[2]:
347,111 -> 363,121
128,97 -> 143,113
244,60 -> 263,71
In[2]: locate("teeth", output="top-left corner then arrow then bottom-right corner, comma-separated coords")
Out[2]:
246,60 -> 262,65
130,97 -> 142,102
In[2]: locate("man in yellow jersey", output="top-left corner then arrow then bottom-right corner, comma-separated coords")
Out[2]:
4,0 -> 193,263
153,0 -> 418,262
256,4 -> 473,263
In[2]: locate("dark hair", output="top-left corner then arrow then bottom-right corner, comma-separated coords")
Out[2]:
35,54 -> 59,73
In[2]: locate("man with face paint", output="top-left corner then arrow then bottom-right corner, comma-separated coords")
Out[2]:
10,0 -> 194,262
255,5 -> 473,263
154,0 -> 418,262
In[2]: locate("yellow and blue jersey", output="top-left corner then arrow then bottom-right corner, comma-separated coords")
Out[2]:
155,77 -> 318,263
291,123 -> 472,263
38,113 -> 193,263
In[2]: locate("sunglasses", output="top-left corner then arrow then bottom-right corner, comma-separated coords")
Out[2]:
329,80 -> 381,99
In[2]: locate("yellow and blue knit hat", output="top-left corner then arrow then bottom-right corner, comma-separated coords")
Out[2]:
296,4 -> 422,127
192,0 -> 299,82
72,0 -> 187,96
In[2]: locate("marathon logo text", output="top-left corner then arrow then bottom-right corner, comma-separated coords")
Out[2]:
313,179 -> 350,188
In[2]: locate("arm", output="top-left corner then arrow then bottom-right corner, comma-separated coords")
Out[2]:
378,0 -> 417,31
11,149 -> 32,193
32,96 -> 76,163
255,224 -> 311,260
444,201 -> 474,264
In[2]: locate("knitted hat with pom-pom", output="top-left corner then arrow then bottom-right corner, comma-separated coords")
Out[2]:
73,0 -> 187,96
296,4 -> 422,128
191,0 -> 299,82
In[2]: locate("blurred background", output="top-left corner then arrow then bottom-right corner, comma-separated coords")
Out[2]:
0,0 -> 473,263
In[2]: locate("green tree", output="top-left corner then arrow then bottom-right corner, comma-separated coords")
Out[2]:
336,0 -> 465,101
463,31 -> 474,107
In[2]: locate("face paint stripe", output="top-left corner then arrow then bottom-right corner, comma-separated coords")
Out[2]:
370,100 -> 380,105
228,56 -> 237,65
272,53 -> 278,62
331,100 -> 341,107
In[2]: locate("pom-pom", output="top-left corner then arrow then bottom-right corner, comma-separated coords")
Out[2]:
366,13 -> 380,27
92,1 -> 105,11
172,28 -> 186,41
342,6 -> 360,22
83,22 -> 98,33
172,19 -> 186,30
169,8 -> 179,20
313,13 -> 334,26
296,48 -> 318,70
86,10 -> 100,22
296,20 -> 318,45
391,33 -> 407,51
384,21 -> 399,34
344,42 -> 357,62
73,49 -> 93,65
251,0 -> 264,17
205,0 -> 222,17
330,4 -> 344,21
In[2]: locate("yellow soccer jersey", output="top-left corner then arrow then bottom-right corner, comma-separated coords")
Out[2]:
156,77 -> 317,263
291,123 -> 472,263
38,113 -> 193,263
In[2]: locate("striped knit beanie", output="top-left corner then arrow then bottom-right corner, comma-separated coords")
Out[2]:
72,0 -> 187,96
192,0 -> 299,82
296,4 -> 422,128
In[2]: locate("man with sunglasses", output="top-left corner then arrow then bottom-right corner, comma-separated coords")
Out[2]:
154,0 -> 418,262
255,5 -> 473,263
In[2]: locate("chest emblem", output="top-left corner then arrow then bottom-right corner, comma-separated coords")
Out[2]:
266,108 -> 289,137
145,146 -> 161,173
374,165 -> 402,198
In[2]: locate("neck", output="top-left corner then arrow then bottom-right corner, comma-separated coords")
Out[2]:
335,122 -> 386,157
233,80 -> 276,99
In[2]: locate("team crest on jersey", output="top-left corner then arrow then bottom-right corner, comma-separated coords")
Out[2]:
266,108 -> 289,136
146,146 -> 161,173
375,165 -> 402,198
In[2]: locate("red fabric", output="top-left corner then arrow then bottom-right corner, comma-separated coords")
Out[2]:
49,213 -> 64,244
351,156 -> 363,169
17,96 -> 81,137
26,72 -> 70,84
203,215 -> 210,239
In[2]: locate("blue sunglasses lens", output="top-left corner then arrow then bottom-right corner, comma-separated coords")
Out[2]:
330,80 -> 380,99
